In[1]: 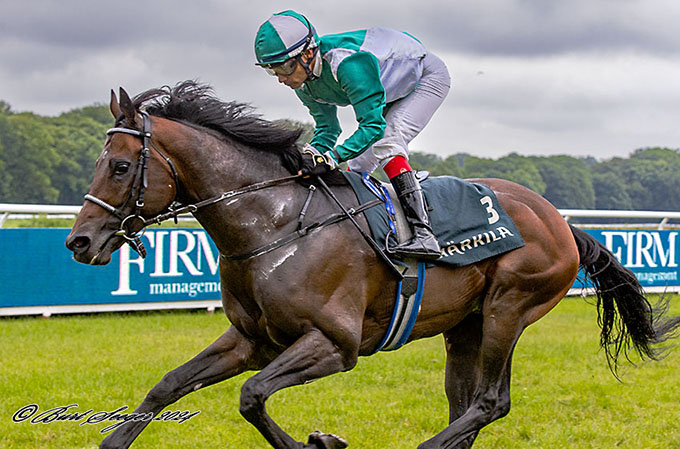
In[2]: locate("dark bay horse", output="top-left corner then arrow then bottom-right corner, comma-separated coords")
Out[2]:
66,81 -> 679,449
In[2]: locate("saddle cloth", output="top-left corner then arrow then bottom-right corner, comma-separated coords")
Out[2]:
342,171 -> 525,266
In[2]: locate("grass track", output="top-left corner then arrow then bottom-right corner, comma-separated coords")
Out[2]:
1,296 -> 679,449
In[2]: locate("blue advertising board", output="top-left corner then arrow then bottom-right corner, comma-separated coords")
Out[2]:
0,228 -> 221,309
572,229 -> 679,289
1,228 -> 679,313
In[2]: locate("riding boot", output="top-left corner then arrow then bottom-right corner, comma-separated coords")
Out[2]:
390,171 -> 441,260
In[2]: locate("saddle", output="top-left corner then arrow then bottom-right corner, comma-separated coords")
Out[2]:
343,171 -> 525,267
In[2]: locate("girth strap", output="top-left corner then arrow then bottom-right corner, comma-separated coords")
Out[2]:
372,261 -> 426,353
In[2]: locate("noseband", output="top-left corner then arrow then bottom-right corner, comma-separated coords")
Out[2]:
84,111 -> 180,257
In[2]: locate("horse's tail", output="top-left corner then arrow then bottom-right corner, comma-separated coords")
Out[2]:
570,224 -> 680,376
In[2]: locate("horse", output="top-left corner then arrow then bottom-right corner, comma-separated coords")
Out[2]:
65,81 -> 680,449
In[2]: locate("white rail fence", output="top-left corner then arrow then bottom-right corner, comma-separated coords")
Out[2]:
4,202 -> 680,228
0,203 -> 194,227
0,203 -> 81,226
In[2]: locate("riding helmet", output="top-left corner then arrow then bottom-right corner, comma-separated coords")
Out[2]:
254,10 -> 320,66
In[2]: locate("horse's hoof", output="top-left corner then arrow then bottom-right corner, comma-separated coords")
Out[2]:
307,430 -> 348,449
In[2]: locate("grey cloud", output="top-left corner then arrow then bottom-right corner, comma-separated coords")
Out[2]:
1,0 -> 678,159
301,0 -> 680,56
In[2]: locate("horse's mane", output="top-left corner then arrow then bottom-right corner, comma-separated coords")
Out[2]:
131,80 -> 303,173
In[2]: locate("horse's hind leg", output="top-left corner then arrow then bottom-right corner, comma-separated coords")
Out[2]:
100,325 -> 269,449
443,314 -> 483,449
442,314 -> 515,449
419,291 -> 528,449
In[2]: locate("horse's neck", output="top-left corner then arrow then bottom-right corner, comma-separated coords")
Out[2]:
158,125 -> 302,256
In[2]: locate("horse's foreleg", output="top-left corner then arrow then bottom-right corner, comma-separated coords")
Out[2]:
100,325 -> 267,449
239,328 -> 356,449
419,302 -> 523,449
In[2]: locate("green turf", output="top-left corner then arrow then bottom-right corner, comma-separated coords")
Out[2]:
1,296 -> 679,449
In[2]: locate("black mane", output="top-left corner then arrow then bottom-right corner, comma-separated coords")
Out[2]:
132,80 -> 303,173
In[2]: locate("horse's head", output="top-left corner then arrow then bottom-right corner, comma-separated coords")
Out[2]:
65,88 -> 178,265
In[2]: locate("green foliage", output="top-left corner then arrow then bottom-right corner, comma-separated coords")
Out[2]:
51,109 -> 111,204
3,216 -> 203,229
1,113 -> 60,203
4,215 -> 77,228
627,148 -> 680,210
275,119 -> 314,145
408,152 -> 442,171
531,155 -> 595,208
65,103 -> 115,126
591,148 -> 680,211
0,118 -> 10,199
0,103 -> 110,205
460,153 -> 547,194
0,101 -> 11,114
592,170 -> 633,210
429,155 -> 464,177
1,98 -> 679,212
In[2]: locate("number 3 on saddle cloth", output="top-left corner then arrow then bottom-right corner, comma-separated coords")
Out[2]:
342,171 -> 526,353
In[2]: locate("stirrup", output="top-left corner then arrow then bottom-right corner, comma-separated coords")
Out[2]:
391,234 -> 441,260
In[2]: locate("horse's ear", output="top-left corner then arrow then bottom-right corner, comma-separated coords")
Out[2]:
109,89 -> 121,119
118,87 -> 139,127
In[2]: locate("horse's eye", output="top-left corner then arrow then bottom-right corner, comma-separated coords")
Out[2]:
114,162 -> 130,176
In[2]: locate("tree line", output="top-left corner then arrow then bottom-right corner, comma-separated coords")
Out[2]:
408,147 -> 680,211
0,101 -> 111,205
0,101 -> 678,211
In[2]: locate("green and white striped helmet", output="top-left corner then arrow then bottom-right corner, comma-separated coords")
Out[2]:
254,10 -> 320,66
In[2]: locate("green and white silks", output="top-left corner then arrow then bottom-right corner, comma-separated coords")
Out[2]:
296,27 -> 450,173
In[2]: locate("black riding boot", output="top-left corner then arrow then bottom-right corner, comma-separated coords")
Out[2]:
390,171 -> 441,260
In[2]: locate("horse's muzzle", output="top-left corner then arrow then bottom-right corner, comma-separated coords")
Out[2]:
65,230 -> 116,265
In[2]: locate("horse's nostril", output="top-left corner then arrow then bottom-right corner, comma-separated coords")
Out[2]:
68,235 -> 91,253
73,237 -> 89,248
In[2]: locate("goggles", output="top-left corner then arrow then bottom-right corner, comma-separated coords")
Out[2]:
262,56 -> 299,76
261,14 -> 315,77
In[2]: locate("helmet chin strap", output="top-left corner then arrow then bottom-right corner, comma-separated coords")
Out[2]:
299,47 -> 321,81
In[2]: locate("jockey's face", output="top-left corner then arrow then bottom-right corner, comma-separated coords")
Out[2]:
275,49 -> 315,90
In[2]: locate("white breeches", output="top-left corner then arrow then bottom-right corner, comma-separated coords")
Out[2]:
347,52 -> 451,173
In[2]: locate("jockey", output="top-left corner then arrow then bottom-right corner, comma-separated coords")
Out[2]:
254,10 -> 451,260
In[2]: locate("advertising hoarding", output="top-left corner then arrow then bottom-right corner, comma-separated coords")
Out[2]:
1,227 -> 678,315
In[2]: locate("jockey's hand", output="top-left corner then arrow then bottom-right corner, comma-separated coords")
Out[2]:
299,145 -> 338,177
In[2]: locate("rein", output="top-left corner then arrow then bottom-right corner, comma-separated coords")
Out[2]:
84,111 -> 302,258
145,173 -> 303,226
84,112 -> 399,278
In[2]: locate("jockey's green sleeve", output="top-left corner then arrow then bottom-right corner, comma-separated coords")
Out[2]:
295,91 -> 342,155
296,51 -> 387,163
334,52 -> 387,162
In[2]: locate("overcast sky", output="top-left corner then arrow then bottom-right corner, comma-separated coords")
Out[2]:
1,0 -> 679,160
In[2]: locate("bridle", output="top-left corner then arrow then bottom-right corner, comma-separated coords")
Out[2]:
84,111 -> 180,257
83,111 -> 302,259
